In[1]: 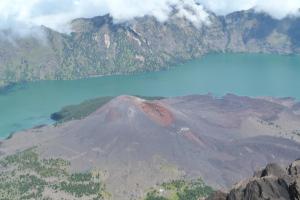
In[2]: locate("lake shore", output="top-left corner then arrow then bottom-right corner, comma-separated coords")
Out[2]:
1,53 -> 300,138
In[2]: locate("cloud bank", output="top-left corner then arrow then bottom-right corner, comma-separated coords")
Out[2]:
0,0 -> 209,34
0,0 -> 299,34
197,0 -> 300,19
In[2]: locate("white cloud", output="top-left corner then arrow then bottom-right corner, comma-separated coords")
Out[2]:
197,0 -> 300,19
254,0 -> 300,19
0,0 -> 299,34
0,0 -> 209,34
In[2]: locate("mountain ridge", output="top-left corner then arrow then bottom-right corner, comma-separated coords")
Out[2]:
0,9 -> 300,88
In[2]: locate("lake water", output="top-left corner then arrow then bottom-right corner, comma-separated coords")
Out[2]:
0,53 -> 300,138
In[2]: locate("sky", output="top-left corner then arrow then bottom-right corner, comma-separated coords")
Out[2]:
0,0 -> 299,34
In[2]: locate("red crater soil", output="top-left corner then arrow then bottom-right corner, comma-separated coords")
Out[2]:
139,101 -> 174,127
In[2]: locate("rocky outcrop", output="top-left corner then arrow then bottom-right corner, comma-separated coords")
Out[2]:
208,160 -> 300,200
0,10 -> 300,87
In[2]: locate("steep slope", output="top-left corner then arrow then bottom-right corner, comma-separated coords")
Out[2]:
1,94 -> 300,199
225,10 -> 300,54
1,10 -> 300,87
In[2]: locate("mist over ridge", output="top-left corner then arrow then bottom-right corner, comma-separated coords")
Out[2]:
0,0 -> 299,34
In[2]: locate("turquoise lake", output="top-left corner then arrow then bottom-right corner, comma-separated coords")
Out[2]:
0,53 -> 300,138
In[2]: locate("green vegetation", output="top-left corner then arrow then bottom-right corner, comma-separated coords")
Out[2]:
146,191 -> 169,200
51,96 -> 114,123
0,148 -> 107,200
145,179 -> 214,200
51,96 -> 165,123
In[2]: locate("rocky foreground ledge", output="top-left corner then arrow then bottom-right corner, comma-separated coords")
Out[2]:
208,160 -> 300,200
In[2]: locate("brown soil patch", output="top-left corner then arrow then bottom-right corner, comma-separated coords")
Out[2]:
105,107 -> 122,122
183,131 -> 205,147
139,102 -> 174,127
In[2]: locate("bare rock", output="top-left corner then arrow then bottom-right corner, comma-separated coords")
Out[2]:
224,160 -> 300,200
289,160 -> 300,176
260,163 -> 287,178
228,177 -> 290,200
289,179 -> 300,200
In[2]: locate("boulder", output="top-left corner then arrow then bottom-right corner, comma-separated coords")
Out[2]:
289,160 -> 300,176
260,163 -> 287,178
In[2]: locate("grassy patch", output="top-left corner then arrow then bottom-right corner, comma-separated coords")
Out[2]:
145,179 -> 214,200
0,148 -> 107,200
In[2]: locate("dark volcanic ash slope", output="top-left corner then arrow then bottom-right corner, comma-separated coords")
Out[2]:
1,9 -> 300,87
1,95 -> 300,199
